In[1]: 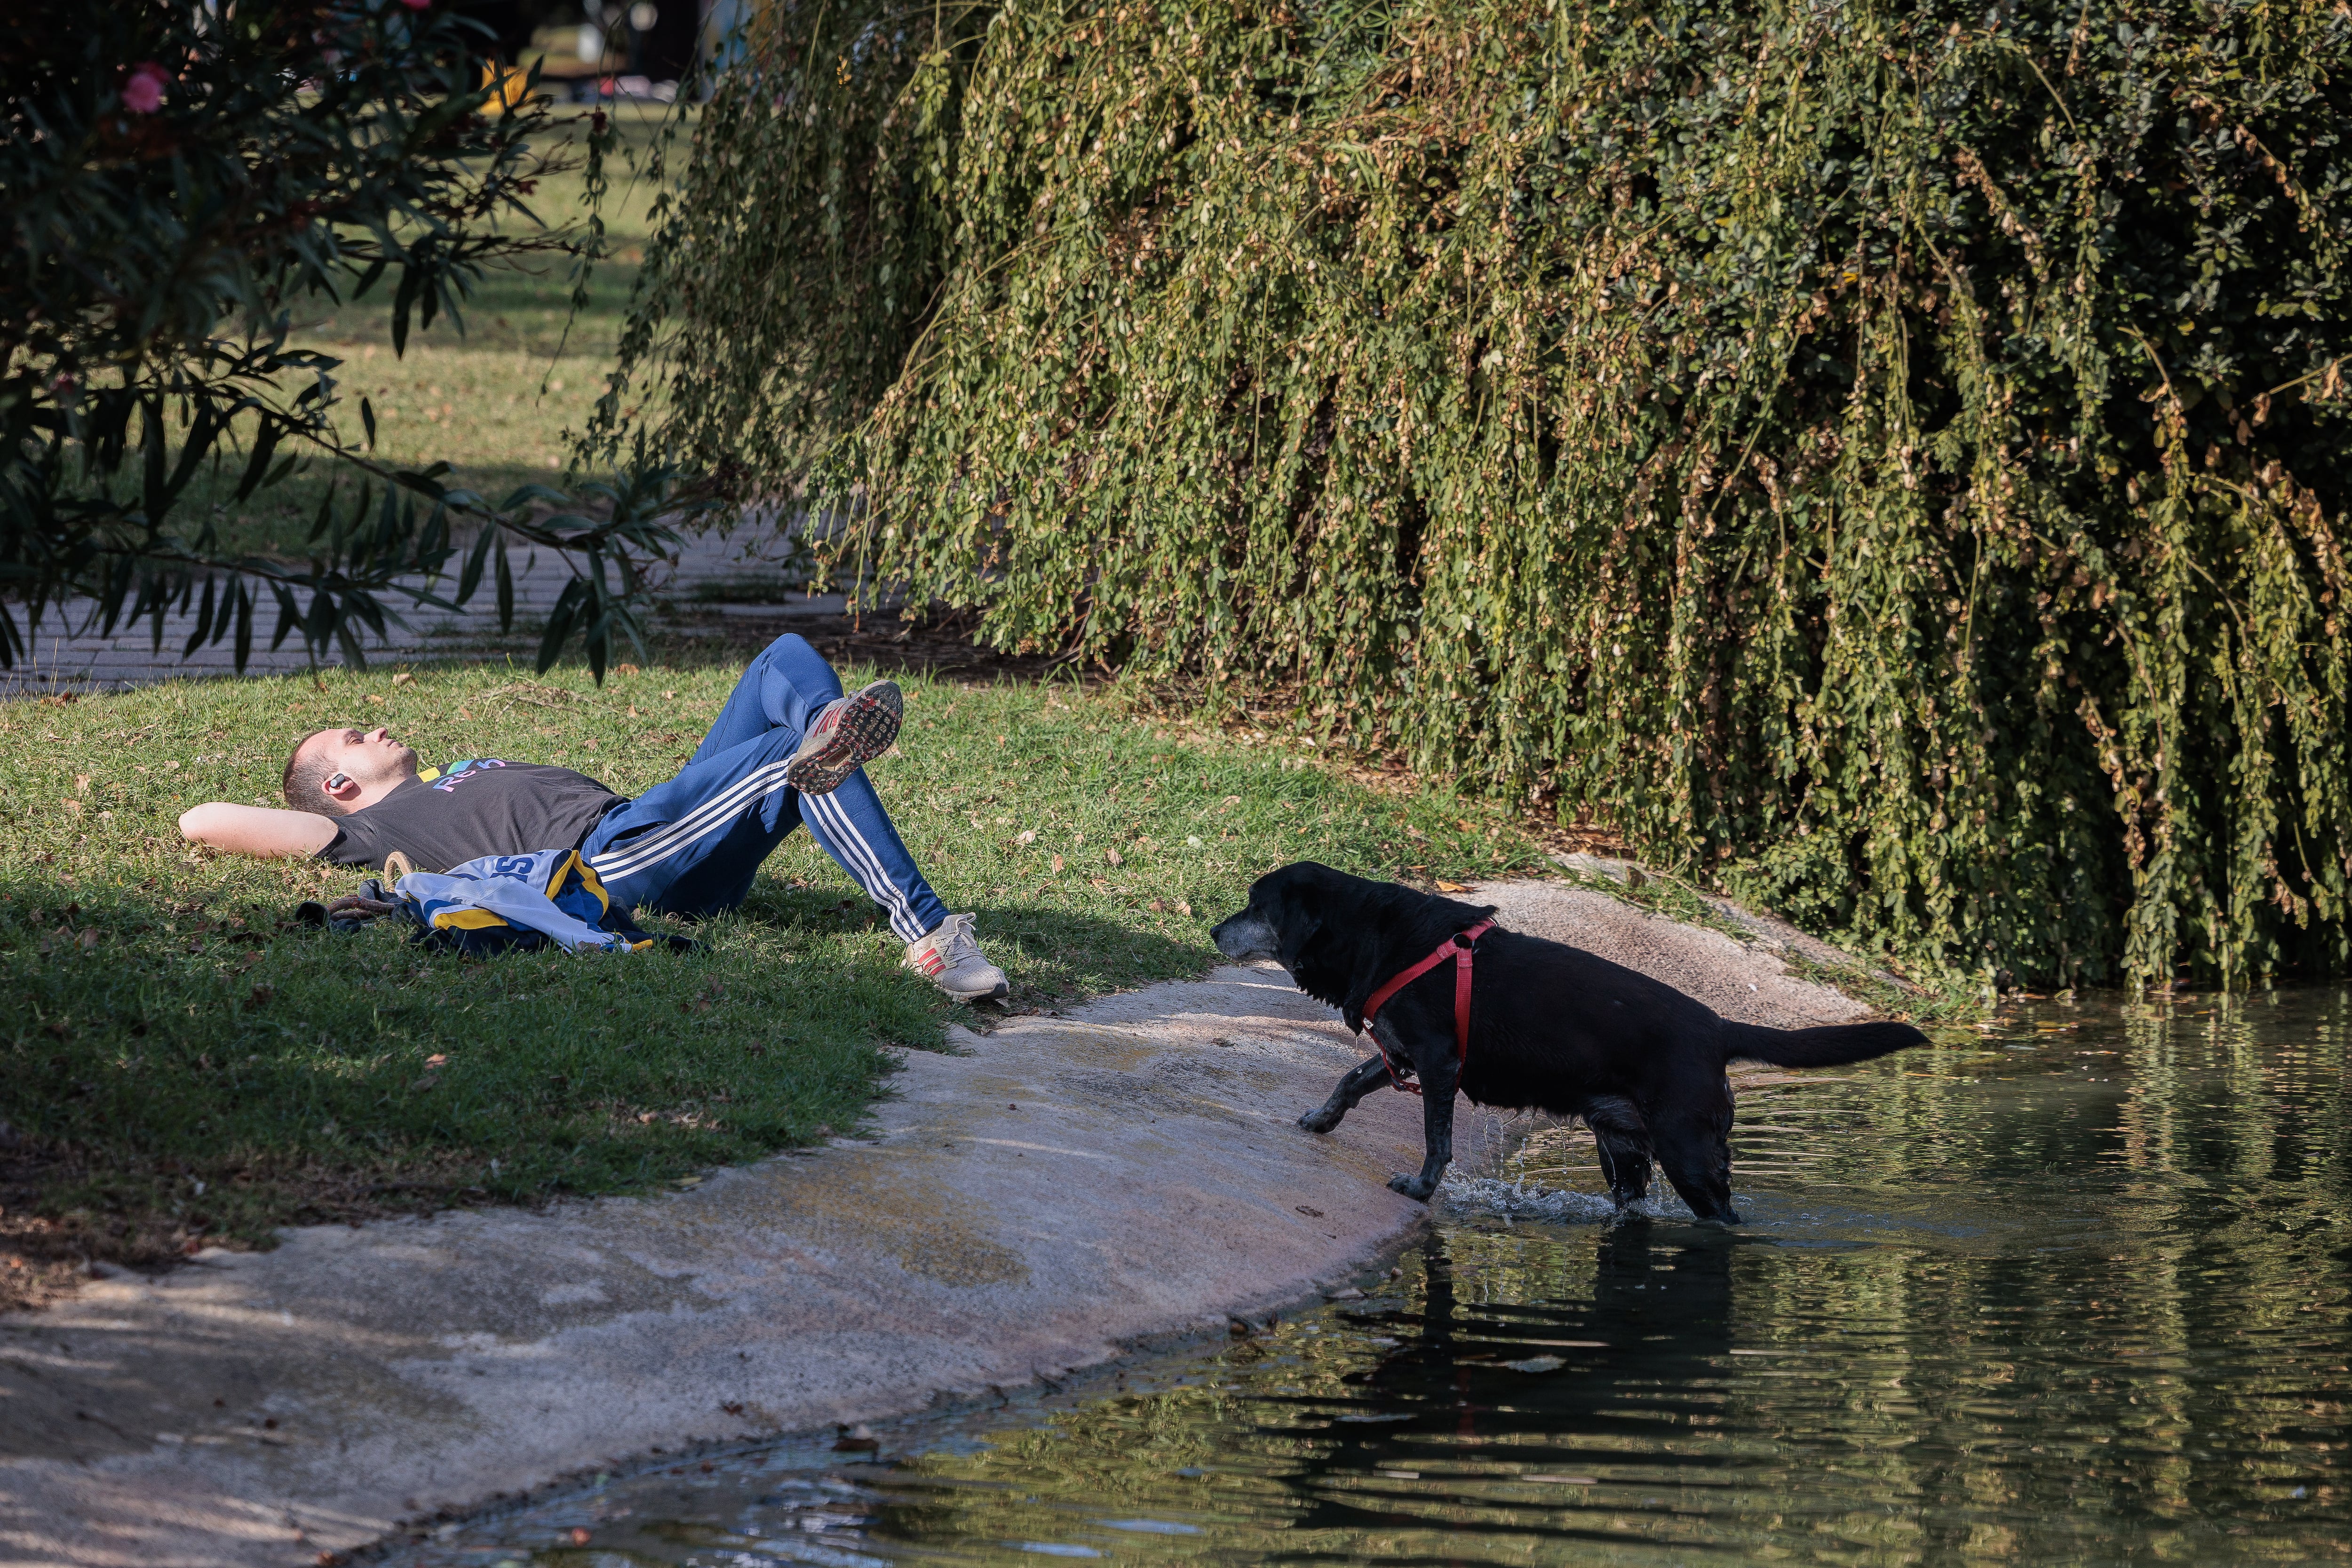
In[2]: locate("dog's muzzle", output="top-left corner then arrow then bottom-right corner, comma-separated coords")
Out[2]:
1211,910 -> 1279,962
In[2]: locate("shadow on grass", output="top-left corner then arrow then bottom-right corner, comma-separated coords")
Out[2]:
0,878 -> 1208,1305
731,878 -> 1218,1005
636,606 -> 1084,686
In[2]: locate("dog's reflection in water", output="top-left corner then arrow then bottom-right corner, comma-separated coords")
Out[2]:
1307,1226 -> 1737,1491
1408,1225 -> 1736,1364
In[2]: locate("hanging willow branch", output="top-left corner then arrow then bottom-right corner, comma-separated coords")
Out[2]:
589,0 -> 2352,987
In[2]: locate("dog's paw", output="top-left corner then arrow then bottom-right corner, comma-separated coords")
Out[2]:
1386,1173 -> 1436,1202
1297,1109 -> 1341,1134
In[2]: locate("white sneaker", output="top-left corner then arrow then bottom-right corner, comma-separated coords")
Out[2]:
905,913 -> 1009,1003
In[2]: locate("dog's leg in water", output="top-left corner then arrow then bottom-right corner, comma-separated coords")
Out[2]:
1651,1090 -> 1740,1224
1388,1063 -> 1457,1201
1300,1055 -> 1392,1135
1584,1095 -> 1654,1210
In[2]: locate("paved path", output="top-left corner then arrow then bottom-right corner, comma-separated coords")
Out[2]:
0,885 -> 1868,1568
0,529 -> 835,699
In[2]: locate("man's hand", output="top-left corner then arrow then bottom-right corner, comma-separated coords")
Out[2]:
178,803 -> 339,859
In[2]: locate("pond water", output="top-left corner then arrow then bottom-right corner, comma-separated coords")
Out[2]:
396,989 -> 2352,1568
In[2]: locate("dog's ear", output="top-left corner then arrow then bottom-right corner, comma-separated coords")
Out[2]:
1332,879 -> 1431,1031
1272,902 -> 1323,973
1283,901 -> 1395,1035
1270,898 -> 1358,1019
1336,939 -> 1394,1035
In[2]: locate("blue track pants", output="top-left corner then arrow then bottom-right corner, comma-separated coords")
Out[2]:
580,634 -> 948,939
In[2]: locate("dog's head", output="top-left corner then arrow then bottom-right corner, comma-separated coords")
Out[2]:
1213,861 -> 1486,1033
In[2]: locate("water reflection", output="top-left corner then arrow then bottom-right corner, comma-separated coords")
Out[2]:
399,989 -> 2352,1567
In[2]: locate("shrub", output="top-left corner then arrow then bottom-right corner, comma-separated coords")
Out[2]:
591,0 -> 2352,985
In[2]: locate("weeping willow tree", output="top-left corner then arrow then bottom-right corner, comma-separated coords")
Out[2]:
588,0 -> 2352,986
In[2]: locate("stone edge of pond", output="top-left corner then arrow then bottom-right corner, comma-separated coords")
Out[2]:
343,1229 -> 1438,1557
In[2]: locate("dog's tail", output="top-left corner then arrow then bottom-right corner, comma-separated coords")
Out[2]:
1723,1019 -> 1928,1068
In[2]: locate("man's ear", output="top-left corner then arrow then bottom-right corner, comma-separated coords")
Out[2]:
322,770 -> 361,810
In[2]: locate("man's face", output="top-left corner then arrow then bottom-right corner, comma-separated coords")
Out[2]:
307,726 -> 418,792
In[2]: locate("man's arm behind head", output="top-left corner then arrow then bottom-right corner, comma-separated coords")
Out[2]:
179,802 -> 339,860
180,724 -> 386,859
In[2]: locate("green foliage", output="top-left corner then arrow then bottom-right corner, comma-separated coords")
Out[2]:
586,0 -> 973,482
592,0 -> 2352,987
2,0 -> 686,678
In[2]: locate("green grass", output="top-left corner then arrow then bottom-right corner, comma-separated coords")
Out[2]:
0,658 -> 1550,1276
177,103 -> 681,557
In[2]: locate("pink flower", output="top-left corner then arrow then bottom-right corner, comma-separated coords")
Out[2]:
122,62 -> 170,114
400,0 -> 430,8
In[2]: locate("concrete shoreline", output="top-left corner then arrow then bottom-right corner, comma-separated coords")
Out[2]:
0,880 -> 1873,1567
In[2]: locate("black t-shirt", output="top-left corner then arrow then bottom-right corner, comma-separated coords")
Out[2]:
318,760 -> 624,872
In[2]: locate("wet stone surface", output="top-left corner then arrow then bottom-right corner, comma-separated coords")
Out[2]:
394,988 -> 2352,1568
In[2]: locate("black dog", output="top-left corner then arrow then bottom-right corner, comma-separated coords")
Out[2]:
1211,862 -> 1927,1221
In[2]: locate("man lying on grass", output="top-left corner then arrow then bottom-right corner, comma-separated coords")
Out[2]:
178,633 -> 1010,1002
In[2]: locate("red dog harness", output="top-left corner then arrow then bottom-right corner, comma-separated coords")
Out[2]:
1359,920 -> 1494,1095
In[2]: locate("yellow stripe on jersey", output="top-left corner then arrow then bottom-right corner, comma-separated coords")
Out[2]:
566,853 -> 615,915
430,908 -> 513,931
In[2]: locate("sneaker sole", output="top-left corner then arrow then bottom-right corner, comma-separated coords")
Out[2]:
785,682 -> 904,796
